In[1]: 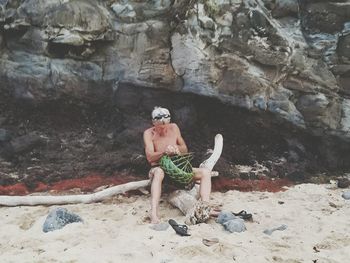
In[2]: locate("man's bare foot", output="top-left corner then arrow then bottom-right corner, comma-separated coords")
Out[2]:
151,215 -> 160,224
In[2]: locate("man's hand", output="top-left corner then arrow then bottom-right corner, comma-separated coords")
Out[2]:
165,145 -> 180,156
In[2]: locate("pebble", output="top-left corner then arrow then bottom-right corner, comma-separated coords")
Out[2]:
342,191 -> 350,200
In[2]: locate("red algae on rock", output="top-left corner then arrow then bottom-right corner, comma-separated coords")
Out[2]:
0,173 -> 141,196
0,183 -> 29,195
0,174 -> 293,196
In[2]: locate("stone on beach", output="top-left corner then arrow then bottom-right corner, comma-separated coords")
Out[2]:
223,218 -> 246,233
342,191 -> 350,200
216,211 -> 246,233
337,178 -> 350,188
216,211 -> 236,225
43,207 -> 83,233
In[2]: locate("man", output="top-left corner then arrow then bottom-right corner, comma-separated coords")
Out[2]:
143,106 -> 212,224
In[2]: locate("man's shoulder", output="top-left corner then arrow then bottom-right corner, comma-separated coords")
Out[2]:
143,127 -> 153,136
168,123 -> 181,134
169,123 -> 179,129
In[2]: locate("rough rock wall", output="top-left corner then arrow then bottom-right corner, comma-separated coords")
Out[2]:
0,0 -> 349,139
0,0 -> 350,184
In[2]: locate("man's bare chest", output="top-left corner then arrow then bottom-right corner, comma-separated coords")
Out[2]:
152,131 -> 177,150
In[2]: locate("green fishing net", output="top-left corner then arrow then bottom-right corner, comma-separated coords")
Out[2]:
159,153 -> 194,186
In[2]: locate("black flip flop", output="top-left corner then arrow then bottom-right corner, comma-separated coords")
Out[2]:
232,210 -> 253,221
168,219 -> 191,236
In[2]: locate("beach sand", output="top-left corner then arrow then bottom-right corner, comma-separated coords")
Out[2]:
0,183 -> 349,263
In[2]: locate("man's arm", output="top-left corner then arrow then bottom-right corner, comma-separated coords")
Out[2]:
143,130 -> 164,164
173,124 -> 188,154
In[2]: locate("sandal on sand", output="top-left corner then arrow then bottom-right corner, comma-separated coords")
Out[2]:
232,210 -> 253,221
168,219 -> 191,236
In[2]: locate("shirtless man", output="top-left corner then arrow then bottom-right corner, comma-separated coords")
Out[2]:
143,106 -> 212,224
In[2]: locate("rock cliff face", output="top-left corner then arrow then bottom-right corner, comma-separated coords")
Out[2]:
0,0 -> 349,185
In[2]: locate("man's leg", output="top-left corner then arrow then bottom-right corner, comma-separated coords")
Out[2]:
149,167 -> 165,224
192,168 -> 211,202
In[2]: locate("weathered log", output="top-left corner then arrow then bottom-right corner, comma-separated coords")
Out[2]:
0,180 -> 150,206
168,189 -> 197,216
168,134 -> 223,224
199,134 -> 224,170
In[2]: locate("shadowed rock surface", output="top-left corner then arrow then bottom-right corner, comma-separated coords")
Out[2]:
0,0 -> 349,187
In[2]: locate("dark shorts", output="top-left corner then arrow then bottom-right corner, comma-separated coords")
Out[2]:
149,166 -> 195,190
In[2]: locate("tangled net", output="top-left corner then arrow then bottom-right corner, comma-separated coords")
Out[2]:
159,153 -> 194,187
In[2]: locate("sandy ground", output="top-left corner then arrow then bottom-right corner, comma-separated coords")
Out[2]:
0,183 -> 349,263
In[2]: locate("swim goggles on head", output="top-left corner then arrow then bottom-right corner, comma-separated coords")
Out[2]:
153,114 -> 171,120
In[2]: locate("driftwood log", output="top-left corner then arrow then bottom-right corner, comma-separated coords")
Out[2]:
0,134 -> 223,208
168,134 -> 223,224
0,180 -> 151,206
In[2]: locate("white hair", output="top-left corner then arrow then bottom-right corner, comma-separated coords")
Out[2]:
151,106 -> 171,125
151,106 -> 170,119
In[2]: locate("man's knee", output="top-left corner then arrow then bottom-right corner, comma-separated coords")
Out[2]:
152,167 -> 165,181
202,168 -> 211,179
194,168 -> 211,179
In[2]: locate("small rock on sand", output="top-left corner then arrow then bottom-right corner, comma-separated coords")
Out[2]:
342,191 -> 350,200
216,211 -> 236,225
43,207 -> 83,233
223,218 -> 246,233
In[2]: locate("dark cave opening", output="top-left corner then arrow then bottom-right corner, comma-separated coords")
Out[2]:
0,85 -> 349,189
